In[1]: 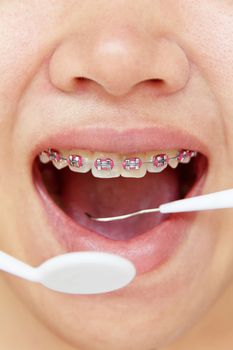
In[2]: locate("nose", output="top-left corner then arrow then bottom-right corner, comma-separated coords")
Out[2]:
49,24 -> 190,98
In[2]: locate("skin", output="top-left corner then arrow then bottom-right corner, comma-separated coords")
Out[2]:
0,0 -> 233,349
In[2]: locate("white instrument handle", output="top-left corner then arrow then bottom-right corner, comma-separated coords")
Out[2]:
160,189 -> 233,213
0,251 -> 38,282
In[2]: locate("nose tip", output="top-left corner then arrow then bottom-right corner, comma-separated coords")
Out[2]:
95,44 -> 135,96
49,31 -> 190,98
94,38 -> 190,96
89,39 -> 150,96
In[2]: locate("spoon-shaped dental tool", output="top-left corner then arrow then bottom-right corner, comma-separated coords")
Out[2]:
0,251 -> 136,294
87,188 -> 233,222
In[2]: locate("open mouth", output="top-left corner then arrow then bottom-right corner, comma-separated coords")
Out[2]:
33,144 -> 208,274
35,148 -> 205,239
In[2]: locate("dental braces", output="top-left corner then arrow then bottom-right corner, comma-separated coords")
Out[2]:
39,149 -> 197,171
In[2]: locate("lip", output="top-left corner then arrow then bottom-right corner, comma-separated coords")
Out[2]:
32,125 -> 208,275
30,126 -> 210,161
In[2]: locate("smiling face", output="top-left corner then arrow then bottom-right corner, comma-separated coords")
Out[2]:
1,1 -> 233,349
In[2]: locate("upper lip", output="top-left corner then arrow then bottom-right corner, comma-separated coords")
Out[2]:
31,125 -> 209,162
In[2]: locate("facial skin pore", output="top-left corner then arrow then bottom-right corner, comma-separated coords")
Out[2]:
0,1 -> 233,349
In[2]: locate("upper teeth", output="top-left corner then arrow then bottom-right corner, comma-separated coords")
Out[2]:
39,149 -> 197,178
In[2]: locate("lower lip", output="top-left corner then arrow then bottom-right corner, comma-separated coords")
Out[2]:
33,163 -> 207,275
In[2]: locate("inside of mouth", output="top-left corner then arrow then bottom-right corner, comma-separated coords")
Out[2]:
35,153 -> 207,241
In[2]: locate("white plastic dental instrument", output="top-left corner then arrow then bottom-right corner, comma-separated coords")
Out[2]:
2,189 -> 232,295
88,188 -> 233,222
0,251 -> 136,295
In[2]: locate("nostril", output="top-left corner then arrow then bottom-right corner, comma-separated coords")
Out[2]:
147,78 -> 165,87
133,78 -> 169,97
76,76 -> 88,84
72,77 -> 93,93
149,78 -> 164,83
76,77 -> 89,82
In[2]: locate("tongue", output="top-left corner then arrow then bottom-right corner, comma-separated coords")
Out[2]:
59,168 -> 179,240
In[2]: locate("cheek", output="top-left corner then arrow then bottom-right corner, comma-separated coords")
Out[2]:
0,1 -> 64,126
180,1 -> 233,110
162,0 -> 233,92
178,0 -> 233,163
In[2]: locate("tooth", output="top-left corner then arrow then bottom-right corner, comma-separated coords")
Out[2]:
146,151 -> 168,173
65,150 -> 92,173
177,150 -> 192,164
167,149 -> 179,168
190,151 -> 198,158
47,149 -> 67,170
121,154 -> 146,178
39,151 -> 50,164
91,152 -> 121,178
52,158 -> 67,170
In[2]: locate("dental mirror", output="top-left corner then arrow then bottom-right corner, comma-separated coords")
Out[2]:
0,251 -> 136,294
